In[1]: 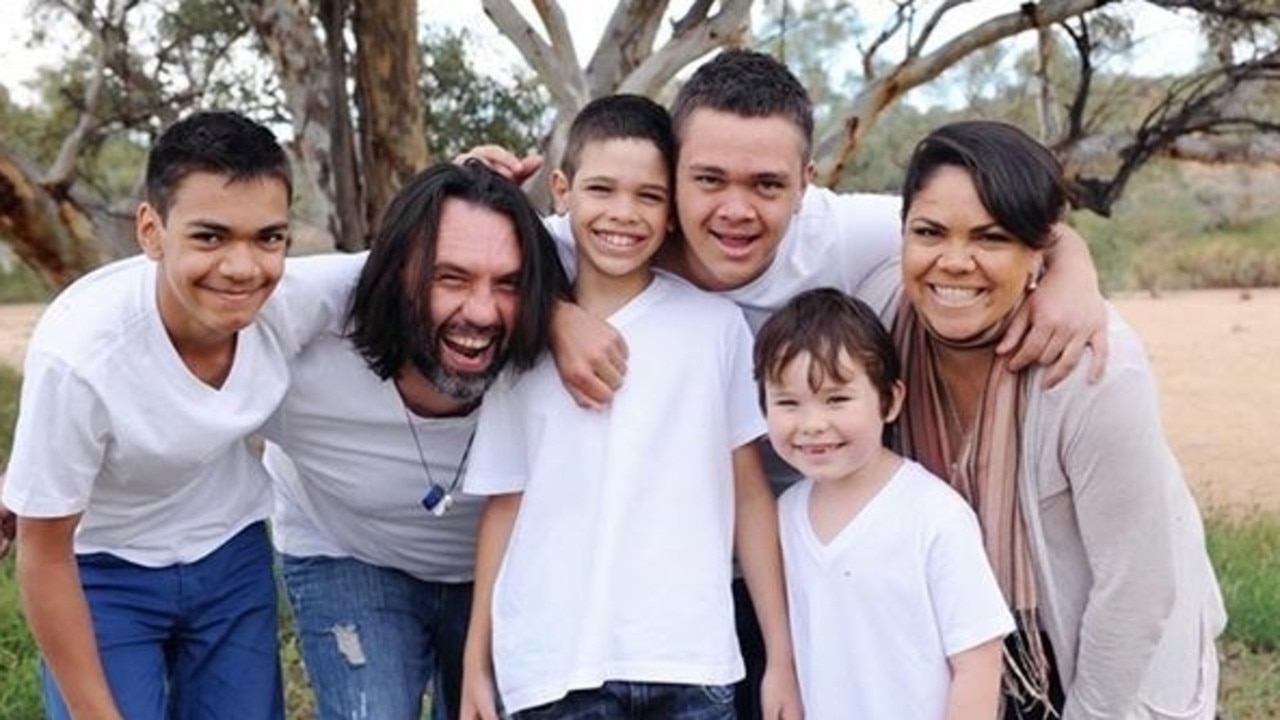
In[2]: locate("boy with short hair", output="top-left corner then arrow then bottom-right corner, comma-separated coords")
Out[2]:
755,288 -> 1013,719
4,110 -> 302,719
460,94 -> 800,719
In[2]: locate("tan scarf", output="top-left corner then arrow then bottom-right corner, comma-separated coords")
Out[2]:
893,298 -> 1053,712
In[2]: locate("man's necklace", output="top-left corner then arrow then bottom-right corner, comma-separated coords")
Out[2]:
403,406 -> 477,517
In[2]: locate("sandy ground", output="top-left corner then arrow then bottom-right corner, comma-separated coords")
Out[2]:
0,289 -> 1275,514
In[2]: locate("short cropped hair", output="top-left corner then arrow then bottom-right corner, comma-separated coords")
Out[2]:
347,161 -> 569,380
560,94 -> 675,186
754,288 -> 901,420
902,121 -> 1066,250
144,110 -> 292,219
670,49 -> 814,161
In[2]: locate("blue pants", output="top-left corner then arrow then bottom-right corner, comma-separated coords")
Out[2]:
42,521 -> 283,720
279,554 -> 471,720
513,681 -> 736,720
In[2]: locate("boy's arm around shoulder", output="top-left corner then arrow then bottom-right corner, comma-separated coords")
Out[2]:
263,251 -> 368,357
998,224 -> 1108,385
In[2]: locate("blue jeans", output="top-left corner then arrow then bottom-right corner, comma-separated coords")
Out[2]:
42,521 -> 283,720
279,554 -> 471,720
513,681 -> 736,720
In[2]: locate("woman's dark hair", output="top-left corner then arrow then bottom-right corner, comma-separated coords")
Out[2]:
901,120 -> 1066,249
754,287 -> 901,420
347,161 -> 569,380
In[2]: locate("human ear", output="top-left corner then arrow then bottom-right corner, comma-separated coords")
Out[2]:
884,379 -> 906,423
550,170 -> 572,215
796,160 -> 816,214
136,203 -> 164,260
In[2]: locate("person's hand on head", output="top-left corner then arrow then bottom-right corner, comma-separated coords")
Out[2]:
550,300 -> 628,410
452,145 -> 543,184
997,223 -> 1109,387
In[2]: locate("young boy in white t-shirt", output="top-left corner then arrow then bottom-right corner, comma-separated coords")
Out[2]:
3,111 -> 302,720
754,288 -> 1014,719
460,95 -> 801,720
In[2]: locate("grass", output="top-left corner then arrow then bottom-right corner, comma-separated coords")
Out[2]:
1207,514 -> 1280,652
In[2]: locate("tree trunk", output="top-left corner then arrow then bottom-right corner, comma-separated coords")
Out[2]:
354,0 -> 428,229
0,147 -> 109,288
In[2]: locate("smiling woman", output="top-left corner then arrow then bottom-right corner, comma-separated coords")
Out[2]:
893,120 -> 1225,719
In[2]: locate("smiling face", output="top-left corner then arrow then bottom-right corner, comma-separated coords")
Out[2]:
902,165 -> 1045,343
673,109 -> 811,292
137,171 -> 290,350
413,198 -> 522,402
552,137 -> 670,292
765,350 -> 903,486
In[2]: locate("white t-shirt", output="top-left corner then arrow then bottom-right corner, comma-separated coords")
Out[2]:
2,255 -> 309,566
778,460 -> 1014,719
465,271 -> 764,713
261,253 -> 483,581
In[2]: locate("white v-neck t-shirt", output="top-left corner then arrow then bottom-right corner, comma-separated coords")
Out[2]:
3,255 -> 302,566
778,460 -> 1014,719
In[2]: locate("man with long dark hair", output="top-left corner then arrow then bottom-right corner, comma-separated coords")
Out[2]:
261,162 -> 567,720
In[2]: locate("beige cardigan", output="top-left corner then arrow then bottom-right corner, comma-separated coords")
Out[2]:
1018,308 -> 1226,719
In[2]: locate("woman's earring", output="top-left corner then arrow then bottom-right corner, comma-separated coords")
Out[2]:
1028,269 -> 1041,292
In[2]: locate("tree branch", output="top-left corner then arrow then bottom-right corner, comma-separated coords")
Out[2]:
585,0 -> 670,97
617,0 -> 751,96
815,0 -> 1114,185
483,0 -> 589,115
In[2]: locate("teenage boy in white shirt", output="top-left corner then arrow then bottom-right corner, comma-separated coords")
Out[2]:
3,111 -> 306,720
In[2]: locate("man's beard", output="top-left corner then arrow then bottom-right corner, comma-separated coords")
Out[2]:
408,328 -> 507,403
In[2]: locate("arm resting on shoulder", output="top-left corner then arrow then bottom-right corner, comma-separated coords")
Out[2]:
999,224 -> 1108,386
17,514 -> 124,720
732,444 -> 803,720
549,299 -> 628,410
460,493 -> 522,720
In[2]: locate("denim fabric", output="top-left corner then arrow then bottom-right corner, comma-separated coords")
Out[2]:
42,522 -> 283,720
513,681 -> 736,720
279,554 -> 471,720
731,578 -> 766,720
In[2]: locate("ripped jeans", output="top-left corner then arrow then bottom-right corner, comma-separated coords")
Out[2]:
279,555 -> 471,720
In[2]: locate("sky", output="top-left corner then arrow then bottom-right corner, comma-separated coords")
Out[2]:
0,1 -> 1205,107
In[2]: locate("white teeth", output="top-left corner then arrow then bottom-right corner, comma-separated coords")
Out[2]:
596,231 -> 642,248
931,286 -> 981,305
447,335 -> 491,351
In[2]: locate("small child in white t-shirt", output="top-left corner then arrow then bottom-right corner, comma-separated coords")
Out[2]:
755,288 -> 1014,719
460,95 -> 800,720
